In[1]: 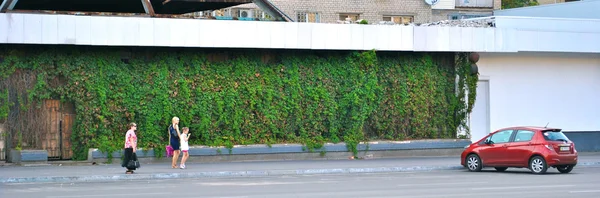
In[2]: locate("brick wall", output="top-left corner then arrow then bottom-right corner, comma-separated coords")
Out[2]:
269,0 -> 433,24
432,10 -> 454,21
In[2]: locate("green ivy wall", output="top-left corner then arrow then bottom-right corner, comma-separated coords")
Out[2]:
0,46 -> 477,160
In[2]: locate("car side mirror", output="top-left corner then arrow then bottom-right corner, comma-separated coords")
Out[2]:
484,139 -> 492,144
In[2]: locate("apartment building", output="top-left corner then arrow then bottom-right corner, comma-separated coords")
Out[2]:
222,3 -> 274,20
218,0 -> 500,24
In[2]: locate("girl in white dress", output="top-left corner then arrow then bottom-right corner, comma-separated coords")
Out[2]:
179,127 -> 191,169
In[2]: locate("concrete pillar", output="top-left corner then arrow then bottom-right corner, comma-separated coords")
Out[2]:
493,0 -> 502,10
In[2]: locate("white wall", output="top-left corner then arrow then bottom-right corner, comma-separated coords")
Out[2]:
432,0 -> 456,10
2,13 -> 600,53
493,17 -> 600,53
494,0 -> 600,19
475,52 -> 600,133
0,13 -> 413,51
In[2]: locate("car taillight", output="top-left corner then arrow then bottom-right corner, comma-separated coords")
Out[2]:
545,145 -> 555,152
571,143 -> 577,153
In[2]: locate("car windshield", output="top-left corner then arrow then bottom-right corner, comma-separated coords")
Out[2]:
542,131 -> 570,142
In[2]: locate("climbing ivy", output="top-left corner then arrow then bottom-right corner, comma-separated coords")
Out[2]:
0,46 -> 476,159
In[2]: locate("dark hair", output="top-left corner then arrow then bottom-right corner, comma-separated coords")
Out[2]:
182,127 -> 189,131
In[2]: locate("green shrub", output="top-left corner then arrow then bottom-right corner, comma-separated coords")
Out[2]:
0,46 -> 476,159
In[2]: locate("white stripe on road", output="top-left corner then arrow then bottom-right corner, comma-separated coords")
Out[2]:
404,176 -> 458,179
398,182 -> 488,187
394,190 -> 569,198
471,185 -> 575,190
196,181 -> 333,186
47,193 -> 169,198
570,190 -> 600,193
208,197 -> 249,198
190,197 -> 248,198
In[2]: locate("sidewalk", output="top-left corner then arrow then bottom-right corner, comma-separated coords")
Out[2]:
2,154 -> 600,184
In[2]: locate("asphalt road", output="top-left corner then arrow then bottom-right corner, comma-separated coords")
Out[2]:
2,166 -> 600,198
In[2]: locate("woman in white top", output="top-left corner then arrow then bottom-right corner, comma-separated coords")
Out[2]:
179,127 -> 191,169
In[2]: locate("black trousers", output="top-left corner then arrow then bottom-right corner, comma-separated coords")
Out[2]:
121,148 -> 137,170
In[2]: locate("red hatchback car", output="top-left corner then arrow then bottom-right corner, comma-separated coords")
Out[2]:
461,126 -> 577,174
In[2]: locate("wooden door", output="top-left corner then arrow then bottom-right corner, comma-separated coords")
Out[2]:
61,113 -> 74,159
42,100 -> 75,160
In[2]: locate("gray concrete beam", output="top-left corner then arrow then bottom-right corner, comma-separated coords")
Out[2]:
0,0 -> 15,13
141,0 -> 155,16
252,0 -> 292,21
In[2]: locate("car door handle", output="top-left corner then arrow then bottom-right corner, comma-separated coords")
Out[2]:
502,144 -> 508,147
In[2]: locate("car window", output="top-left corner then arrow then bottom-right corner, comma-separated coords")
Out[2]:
543,131 -> 570,142
487,130 -> 513,144
514,130 -> 535,142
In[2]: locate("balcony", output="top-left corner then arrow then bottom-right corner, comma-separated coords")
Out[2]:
455,0 -> 493,8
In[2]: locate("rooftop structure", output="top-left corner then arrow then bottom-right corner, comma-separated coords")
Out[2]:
495,0 -> 600,19
0,0 -> 253,15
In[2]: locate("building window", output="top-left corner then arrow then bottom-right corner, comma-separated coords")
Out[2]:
383,15 -> 414,25
297,12 -> 320,23
339,13 -> 360,22
449,13 -> 491,20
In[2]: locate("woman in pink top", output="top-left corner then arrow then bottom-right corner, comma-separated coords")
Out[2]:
121,122 -> 138,174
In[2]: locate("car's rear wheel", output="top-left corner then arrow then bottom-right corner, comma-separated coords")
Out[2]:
529,156 -> 548,174
557,165 -> 574,173
466,154 -> 482,172
494,167 -> 508,172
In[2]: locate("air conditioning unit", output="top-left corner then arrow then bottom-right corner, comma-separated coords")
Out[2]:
239,9 -> 254,18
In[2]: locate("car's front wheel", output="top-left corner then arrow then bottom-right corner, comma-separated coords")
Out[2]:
466,154 -> 482,172
530,156 -> 548,174
557,165 -> 574,173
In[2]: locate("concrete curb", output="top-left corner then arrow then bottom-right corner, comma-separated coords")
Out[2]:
581,161 -> 600,166
2,162 -> 599,184
89,139 -> 472,160
0,165 -> 465,184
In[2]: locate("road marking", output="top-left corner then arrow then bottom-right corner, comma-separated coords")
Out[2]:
398,181 -> 488,187
404,176 -> 457,179
196,181 -> 332,186
395,189 -> 569,198
471,184 -> 575,190
570,190 -> 600,193
197,197 -> 249,198
47,193 -> 170,198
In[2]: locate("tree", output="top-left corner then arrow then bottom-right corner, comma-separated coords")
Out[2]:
502,0 -> 539,9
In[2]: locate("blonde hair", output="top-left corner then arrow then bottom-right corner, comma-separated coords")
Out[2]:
128,122 -> 137,129
172,117 -> 179,123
